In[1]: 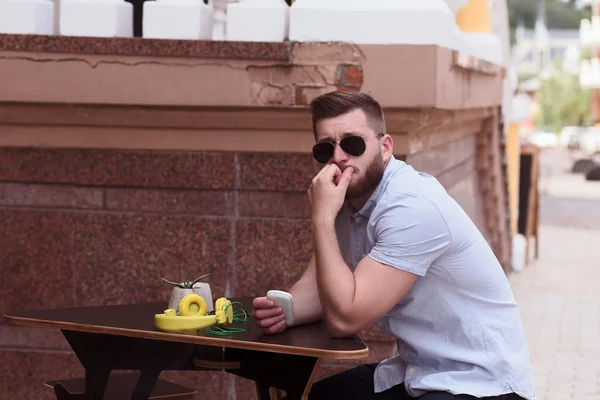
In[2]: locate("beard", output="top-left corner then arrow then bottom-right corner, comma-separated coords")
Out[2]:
345,151 -> 386,200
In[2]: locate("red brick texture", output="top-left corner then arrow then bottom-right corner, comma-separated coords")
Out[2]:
0,147 -> 382,400
0,111 -> 511,398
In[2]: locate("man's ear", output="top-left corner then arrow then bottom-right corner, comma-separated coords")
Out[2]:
382,134 -> 394,160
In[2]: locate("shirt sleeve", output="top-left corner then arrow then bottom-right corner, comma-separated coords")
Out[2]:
367,192 -> 452,277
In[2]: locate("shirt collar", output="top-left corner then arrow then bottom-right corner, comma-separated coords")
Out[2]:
349,156 -> 404,219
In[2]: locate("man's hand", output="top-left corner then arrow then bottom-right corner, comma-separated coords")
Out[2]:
308,165 -> 354,223
252,297 -> 287,335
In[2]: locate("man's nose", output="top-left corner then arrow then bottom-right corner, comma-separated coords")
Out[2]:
330,143 -> 348,164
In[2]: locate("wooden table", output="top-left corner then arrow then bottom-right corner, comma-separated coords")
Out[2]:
4,297 -> 369,400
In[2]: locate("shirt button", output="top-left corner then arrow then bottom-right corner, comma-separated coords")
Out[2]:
377,321 -> 383,327
409,368 -> 415,373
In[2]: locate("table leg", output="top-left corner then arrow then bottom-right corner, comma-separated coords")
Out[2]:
273,357 -> 321,400
54,330 -> 197,400
254,384 -> 283,400
130,369 -> 162,400
54,368 -> 111,400
228,350 -> 322,400
255,383 -> 273,400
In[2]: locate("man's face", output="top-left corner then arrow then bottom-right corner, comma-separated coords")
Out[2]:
314,109 -> 387,199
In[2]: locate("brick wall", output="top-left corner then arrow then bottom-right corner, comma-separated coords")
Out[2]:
0,147 -> 385,399
0,117 -> 504,399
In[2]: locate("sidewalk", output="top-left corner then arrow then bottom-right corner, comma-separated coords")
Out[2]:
508,149 -> 600,400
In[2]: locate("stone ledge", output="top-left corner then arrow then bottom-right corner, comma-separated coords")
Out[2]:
452,51 -> 504,76
0,40 -> 504,109
0,34 -> 292,61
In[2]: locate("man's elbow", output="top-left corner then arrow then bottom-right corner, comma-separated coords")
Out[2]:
325,318 -> 362,338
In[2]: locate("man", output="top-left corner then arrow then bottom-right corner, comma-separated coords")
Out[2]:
252,90 -> 535,400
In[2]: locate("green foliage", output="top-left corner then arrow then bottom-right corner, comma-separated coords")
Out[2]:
508,0 -> 591,44
518,72 -> 537,82
534,63 -> 590,132
509,1 -> 591,131
580,46 -> 592,61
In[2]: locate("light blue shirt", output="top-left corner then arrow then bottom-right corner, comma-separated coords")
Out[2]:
334,156 -> 536,399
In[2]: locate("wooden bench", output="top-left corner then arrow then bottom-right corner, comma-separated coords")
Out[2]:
44,372 -> 196,400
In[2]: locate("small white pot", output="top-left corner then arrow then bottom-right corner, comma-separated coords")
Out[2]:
168,284 -> 214,315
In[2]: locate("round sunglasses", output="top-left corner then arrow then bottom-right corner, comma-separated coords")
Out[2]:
312,133 -> 384,164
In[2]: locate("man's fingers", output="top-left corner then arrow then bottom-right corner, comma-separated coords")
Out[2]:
324,164 -> 341,180
311,164 -> 330,185
254,307 -> 283,320
257,314 -> 286,329
333,167 -> 343,186
313,164 -> 340,186
252,296 -> 286,334
252,297 -> 274,309
261,320 -> 286,335
337,167 -> 354,190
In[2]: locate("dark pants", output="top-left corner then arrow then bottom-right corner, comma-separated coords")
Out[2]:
307,364 -> 526,400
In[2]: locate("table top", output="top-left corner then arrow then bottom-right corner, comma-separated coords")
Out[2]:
4,297 -> 369,360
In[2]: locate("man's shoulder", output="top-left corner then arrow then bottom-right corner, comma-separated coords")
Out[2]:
379,166 -> 457,212
374,186 -> 443,218
370,189 -> 452,239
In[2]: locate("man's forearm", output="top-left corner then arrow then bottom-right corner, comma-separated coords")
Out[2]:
288,277 -> 323,326
312,219 -> 357,334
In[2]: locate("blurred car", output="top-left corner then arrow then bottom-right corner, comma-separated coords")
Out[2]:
559,126 -> 584,150
567,131 -> 585,151
579,127 -> 600,156
526,130 -> 559,148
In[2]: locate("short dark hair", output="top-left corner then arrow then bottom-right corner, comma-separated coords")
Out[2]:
310,90 -> 386,140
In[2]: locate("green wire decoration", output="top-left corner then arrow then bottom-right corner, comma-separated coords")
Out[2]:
207,301 -> 250,336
